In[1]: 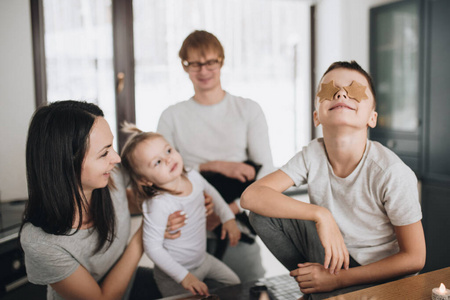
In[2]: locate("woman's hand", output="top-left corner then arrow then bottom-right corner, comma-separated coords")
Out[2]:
221,219 -> 241,246
164,210 -> 187,239
290,262 -> 341,294
181,272 -> 209,296
315,208 -> 349,274
165,193 -> 213,239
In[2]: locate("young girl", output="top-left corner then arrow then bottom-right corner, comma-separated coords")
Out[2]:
121,124 -> 241,297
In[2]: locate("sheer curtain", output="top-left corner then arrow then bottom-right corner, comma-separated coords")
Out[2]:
133,0 -> 311,167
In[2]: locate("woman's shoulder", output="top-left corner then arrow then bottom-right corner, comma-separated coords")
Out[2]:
20,222 -> 63,256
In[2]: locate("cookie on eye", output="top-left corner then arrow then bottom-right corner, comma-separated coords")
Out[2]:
343,81 -> 368,102
317,80 -> 341,103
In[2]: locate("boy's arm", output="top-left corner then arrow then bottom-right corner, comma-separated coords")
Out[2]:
291,220 -> 426,294
241,170 -> 349,273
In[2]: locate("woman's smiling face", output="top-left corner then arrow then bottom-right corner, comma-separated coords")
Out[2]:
81,117 -> 120,196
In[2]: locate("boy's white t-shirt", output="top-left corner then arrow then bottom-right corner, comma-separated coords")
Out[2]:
281,138 -> 422,265
142,170 -> 235,283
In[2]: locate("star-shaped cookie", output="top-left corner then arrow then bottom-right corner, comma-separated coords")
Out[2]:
343,81 -> 368,102
317,80 -> 341,103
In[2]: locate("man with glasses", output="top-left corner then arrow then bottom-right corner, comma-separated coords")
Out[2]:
157,30 -> 274,283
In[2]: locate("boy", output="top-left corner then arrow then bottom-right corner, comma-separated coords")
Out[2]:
241,61 -> 425,299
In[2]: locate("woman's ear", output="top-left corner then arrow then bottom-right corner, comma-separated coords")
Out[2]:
368,110 -> 378,128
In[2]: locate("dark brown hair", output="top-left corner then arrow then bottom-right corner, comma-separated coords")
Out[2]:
319,60 -> 376,108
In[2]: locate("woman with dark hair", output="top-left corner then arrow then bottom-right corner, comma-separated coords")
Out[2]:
20,100 -> 164,300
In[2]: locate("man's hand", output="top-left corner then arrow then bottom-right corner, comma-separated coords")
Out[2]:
221,219 -> 241,246
201,161 -> 256,182
206,213 -> 221,231
290,262 -> 341,294
181,272 -> 209,296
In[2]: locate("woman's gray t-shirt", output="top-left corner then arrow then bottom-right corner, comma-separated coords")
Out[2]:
20,168 -> 131,300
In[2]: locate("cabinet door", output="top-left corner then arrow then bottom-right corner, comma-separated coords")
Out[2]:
369,0 -> 423,174
421,182 -> 450,272
424,0 -> 450,181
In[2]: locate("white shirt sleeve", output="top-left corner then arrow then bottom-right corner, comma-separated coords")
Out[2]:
142,199 -> 189,283
196,171 -> 235,223
246,101 -> 275,179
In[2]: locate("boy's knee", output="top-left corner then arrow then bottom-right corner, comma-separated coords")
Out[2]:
248,211 -> 265,229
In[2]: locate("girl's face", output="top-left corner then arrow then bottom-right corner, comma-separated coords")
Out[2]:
314,68 -> 378,130
81,117 -> 121,196
186,50 -> 222,94
132,136 -> 184,190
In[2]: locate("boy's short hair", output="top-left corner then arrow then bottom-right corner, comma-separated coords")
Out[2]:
179,30 -> 225,66
318,60 -> 377,109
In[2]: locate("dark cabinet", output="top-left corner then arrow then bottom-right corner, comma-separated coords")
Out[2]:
369,0 -> 424,175
370,0 -> 450,273
421,0 -> 450,273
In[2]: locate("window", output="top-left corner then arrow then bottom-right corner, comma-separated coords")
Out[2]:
32,0 -> 312,165
133,0 -> 311,166
38,0 -> 117,139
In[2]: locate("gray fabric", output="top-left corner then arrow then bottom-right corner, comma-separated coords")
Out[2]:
280,138 -> 422,265
211,238 -> 266,282
153,253 -> 240,298
249,212 -> 377,300
249,212 -> 324,270
20,168 -> 131,300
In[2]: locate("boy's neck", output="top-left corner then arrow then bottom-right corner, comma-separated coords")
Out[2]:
193,87 -> 226,105
322,128 -> 368,178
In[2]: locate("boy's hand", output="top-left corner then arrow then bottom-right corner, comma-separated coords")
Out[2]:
290,262 -> 341,294
221,219 -> 241,246
181,272 -> 209,296
315,209 -> 349,274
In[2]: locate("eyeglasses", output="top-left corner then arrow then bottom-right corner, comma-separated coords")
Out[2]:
182,59 -> 221,72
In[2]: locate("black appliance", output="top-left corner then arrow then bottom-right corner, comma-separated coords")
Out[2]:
0,200 -> 27,295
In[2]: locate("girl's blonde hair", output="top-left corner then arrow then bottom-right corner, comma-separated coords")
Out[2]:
120,122 -> 179,208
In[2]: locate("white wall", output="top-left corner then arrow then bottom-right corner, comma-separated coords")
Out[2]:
315,0 -> 401,86
0,0 -> 35,202
313,0 -> 400,136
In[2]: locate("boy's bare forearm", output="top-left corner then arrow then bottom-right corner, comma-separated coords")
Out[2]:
335,249 -> 425,289
241,183 -> 323,221
336,221 -> 425,289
